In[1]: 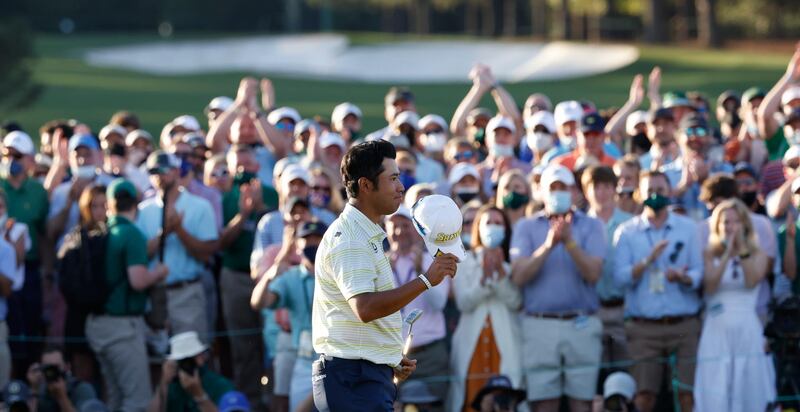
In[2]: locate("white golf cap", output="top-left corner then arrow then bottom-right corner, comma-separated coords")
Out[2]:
410,194 -> 466,261
782,86 -> 800,106
319,132 -> 346,150
418,114 -> 448,131
603,371 -> 636,401
173,115 -> 201,131
540,164 -> 575,191
206,96 -> 234,113
267,107 -> 302,125
525,111 -> 556,133
447,163 -> 480,186
554,100 -> 583,126
99,124 -> 127,141
167,331 -> 207,360
784,145 -> 800,164
486,115 -> 516,135
125,129 -> 153,147
394,111 -> 420,129
2,131 -> 34,156
625,110 -> 649,136
280,164 -> 311,195
331,102 -> 362,130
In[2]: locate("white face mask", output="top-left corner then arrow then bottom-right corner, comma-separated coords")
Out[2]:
490,144 -> 515,159
72,165 -> 97,180
545,190 -> 572,215
559,135 -> 576,149
479,222 -> 506,249
422,133 -> 447,153
527,132 -> 553,153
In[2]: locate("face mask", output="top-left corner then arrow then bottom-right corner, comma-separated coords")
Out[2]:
746,122 -> 759,137
129,148 -> 147,166
740,190 -> 758,207
527,132 -> 553,153
233,171 -> 257,186
490,144 -> 514,159
560,135 -> 576,149
310,191 -> 331,208
502,191 -> 529,210
302,245 -> 319,263
454,186 -> 479,204
545,190 -> 572,215
473,128 -> 486,144
461,233 -> 472,248
790,129 -> 800,146
398,171 -> 416,190
643,192 -> 670,211
1,160 -> 24,179
479,223 -> 505,249
179,158 -> 193,178
348,129 -> 360,141
423,133 -> 447,153
72,165 -> 96,180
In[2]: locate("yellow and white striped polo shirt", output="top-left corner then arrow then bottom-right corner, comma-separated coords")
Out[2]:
311,203 -> 404,366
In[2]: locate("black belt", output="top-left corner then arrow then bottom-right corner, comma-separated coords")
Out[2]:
600,298 -> 624,308
526,312 -> 593,320
630,314 -> 697,325
165,278 -> 200,290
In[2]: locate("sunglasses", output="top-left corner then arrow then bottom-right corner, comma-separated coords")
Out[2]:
454,151 -> 475,161
3,151 -> 23,161
686,127 -> 708,137
276,123 -> 296,133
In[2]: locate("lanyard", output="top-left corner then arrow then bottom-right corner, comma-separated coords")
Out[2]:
645,225 -> 671,266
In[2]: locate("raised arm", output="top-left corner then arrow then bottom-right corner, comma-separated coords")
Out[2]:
606,74 -> 645,149
450,65 -> 492,136
206,78 -> 253,153
484,68 -> 523,137
758,43 -> 800,140
647,66 -> 662,109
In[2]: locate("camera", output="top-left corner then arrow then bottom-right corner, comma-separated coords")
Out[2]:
177,358 -> 196,376
41,364 -> 64,383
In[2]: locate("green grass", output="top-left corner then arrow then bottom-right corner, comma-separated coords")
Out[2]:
4,32 -> 794,137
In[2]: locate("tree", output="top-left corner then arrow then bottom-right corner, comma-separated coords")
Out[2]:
696,0 -> 720,47
0,19 -> 41,113
643,0 -> 668,43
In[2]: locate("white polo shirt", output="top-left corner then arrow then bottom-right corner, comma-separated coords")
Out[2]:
312,203 -> 404,366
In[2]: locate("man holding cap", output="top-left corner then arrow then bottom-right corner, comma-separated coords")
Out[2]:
510,164 -> 605,412
311,140 -> 459,412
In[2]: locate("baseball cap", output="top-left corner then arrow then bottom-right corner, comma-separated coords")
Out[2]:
106,178 -> 138,200
267,107 -> 301,126
448,163 -> 480,186
649,107 -> 675,123
603,371 -> 636,401
3,130 -> 34,156
173,115 -> 201,131
319,132 -> 346,150
385,87 -> 414,106
467,108 -> 493,124
331,102 -> 362,129
205,96 -> 234,114
783,86 -> 800,106
125,129 -> 153,147
99,124 -> 127,141
167,331 -> 207,360
540,164 -> 575,190
4,380 -> 31,406
410,194 -> 465,261
68,134 -> 100,152
145,150 -> 180,174
218,391 -> 250,412
418,114 -> 448,132
733,162 -> 758,179
525,111 -> 556,133
784,145 -> 800,164
680,113 -> 708,131
662,91 -> 690,109
294,119 -> 319,138
554,100 -> 583,126
580,112 -> 605,134
742,87 -> 766,104
717,90 -> 740,108
470,375 -> 526,411
297,220 -> 328,238
394,111 -> 420,129
486,115 -> 516,134
399,380 -> 440,405
280,164 -> 311,194
625,110 -> 649,136
181,132 -> 207,149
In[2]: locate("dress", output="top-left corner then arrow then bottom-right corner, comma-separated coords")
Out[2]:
694,257 -> 776,411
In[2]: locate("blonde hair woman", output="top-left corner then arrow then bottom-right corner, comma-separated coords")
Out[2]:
694,199 -> 775,411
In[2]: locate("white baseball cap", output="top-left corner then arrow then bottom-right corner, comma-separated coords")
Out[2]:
99,124 -> 127,141
782,86 -> 800,106
525,111 -> 556,133
784,145 -> 800,164
394,111 -> 420,129
331,102 -> 362,130
410,194 -> 466,261
280,164 -> 311,195
206,96 -> 234,114
447,163 -> 480,186
319,132 -> 346,150
2,131 -> 34,156
554,100 -> 583,126
603,371 -> 636,401
486,115 -> 516,135
540,164 -> 575,191
418,114 -> 448,132
267,107 -> 302,125
167,331 -> 207,360
626,110 -> 649,136
125,129 -> 153,147
173,115 -> 201,131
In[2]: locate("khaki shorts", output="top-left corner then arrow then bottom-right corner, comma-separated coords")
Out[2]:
625,317 -> 700,394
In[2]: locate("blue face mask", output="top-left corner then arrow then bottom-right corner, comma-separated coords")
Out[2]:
399,171 -> 416,190
179,157 -> 193,178
479,224 -> 506,249
546,190 -> 572,214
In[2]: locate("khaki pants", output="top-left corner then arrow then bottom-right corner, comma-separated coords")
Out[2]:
625,317 -> 700,394
0,321 -> 10,388
220,268 -> 264,410
166,281 -> 208,342
598,305 -> 630,367
85,315 -> 151,412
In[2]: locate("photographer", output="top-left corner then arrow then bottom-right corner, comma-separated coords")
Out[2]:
469,375 -> 526,412
26,347 -> 99,412
148,331 -> 234,412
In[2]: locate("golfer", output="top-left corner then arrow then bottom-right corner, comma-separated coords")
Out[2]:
311,140 -> 462,411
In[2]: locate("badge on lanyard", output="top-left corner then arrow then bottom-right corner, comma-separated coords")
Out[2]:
649,268 -> 666,294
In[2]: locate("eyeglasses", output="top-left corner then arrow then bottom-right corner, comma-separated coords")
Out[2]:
3,151 -> 23,161
276,123 -> 296,133
686,127 -> 708,137
311,185 -> 331,193
454,151 -> 474,161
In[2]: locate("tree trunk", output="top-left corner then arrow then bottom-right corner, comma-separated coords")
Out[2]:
530,0 -> 547,38
695,0 -> 720,47
643,0 -> 667,43
675,0 -> 691,42
410,0 -> 430,34
465,0 -> 478,35
482,0 -> 495,37
559,0 -> 571,39
503,0 -> 516,36
285,0 -> 301,32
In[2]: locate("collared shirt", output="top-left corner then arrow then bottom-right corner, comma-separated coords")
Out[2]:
49,174 -> 114,249
186,179 -> 224,231
252,206 -> 337,253
136,189 -> 218,284
221,183 -> 279,272
613,212 -> 703,318
391,251 -> 448,348
589,208 -> 633,301
509,210 -> 606,314
1,178 -> 49,261
105,215 -> 149,316
555,149 -> 617,171
416,154 -> 445,185
660,152 -> 733,221
312,203 -> 403,366
269,264 -> 315,347
0,238 -> 18,320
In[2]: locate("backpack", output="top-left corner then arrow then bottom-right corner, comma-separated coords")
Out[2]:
57,224 -> 110,314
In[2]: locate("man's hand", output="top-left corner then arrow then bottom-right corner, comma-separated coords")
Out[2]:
178,369 -> 205,398
425,253 -> 458,286
261,78 -> 275,110
47,377 -> 69,402
68,178 -> 91,202
393,356 -> 417,382
648,66 -> 661,100
154,263 -> 170,282
629,74 -> 645,106
666,267 -> 692,285
785,42 -> 800,81
236,77 -> 258,105
238,183 -> 256,217
164,207 -> 184,235
648,240 -> 670,264
787,212 -> 797,239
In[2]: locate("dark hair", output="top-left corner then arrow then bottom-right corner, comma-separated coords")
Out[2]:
112,192 -> 138,213
700,173 -> 739,203
39,119 -> 74,141
341,140 -> 396,199
639,170 -> 669,187
110,111 -> 140,130
581,165 -> 618,190
42,345 -> 66,359
470,205 -> 511,262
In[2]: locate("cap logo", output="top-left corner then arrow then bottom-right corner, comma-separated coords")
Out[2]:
434,230 -> 461,244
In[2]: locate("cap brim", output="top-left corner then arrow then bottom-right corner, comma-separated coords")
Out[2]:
470,387 -> 526,410
424,240 -> 466,262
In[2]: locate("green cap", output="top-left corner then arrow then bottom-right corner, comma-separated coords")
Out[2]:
662,91 -> 690,109
106,178 -> 138,200
742,87 -> 766,104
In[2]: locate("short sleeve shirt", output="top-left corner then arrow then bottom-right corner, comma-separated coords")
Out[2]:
311,204 -> 404,366
221,183 -> 278,272
105,215 -> 149,316
270,265 -> 315,347
1,178 -> 48,261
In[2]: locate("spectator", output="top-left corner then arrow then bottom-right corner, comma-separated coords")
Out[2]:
604,75 -> 645,153
733,162 -> 766,214
523,93 -> 553,120
449,205 -> 522,412
450,65 -> 522,144
366,87 -> 417,141
26,346 -> 100,412
613,170 -> 702,412
510,164 -> 605,412
477,115 -> 530,196
172,134 -> 224,230
468,375 -> 526,412
86,179 -> 168,412
0,207 -> 18,388
494,170 -> 529,228
331,102 -> 362,144
766,143 -> 800,219
541,100 -> 582,164
205,96 -> 234,129
694,199 -> 775,410
204,154 -> 232,195
417,114 -> 450,164
125,129 -> 155,169
555,112 -> 617,171
779,177 -> 800,293
639,108 -> 679,171
595,372 -> 637,412
448,163 -> 484,208
148,331 -> 234,412
459,200 -> 482,251
524,111 -> 557,165
396,380 -> 442,412
5,380 -> 34,412
308,166 -> 345,215
396,149 -> 419,191
613,155 -> 642,216
443,138 -> 480,174
757,43 -> 800,160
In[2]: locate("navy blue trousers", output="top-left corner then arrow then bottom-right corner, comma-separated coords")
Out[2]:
312,356 -> 396,412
